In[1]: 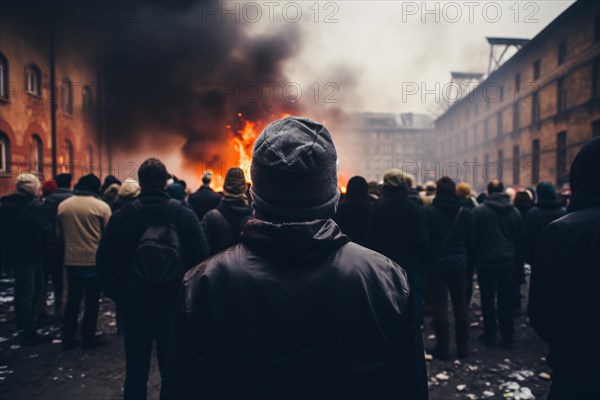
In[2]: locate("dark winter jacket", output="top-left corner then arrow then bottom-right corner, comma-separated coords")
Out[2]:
471,193 -> 524,268
333,177 -> 371,246
529,137 -> 600,385
460,196 -> 477,210
0,192 -> 51,266
110,196 -> 136,213
188,185 -> 221,220
96,188 -> 209,315
367,186 -> 428,274
200,199 -> 253,256
161,218 -> 428,400
42,188 -> 73,263
524,202 -> 566,264
425,194 -> 474,271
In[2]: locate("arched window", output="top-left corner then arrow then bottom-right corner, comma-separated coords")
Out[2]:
30,134 -> 43,175
0,52 -> 8,101
25,64 -> 41,97
60,139 -> 74,173
61,77 -> 73,114
0,131 -> 11,173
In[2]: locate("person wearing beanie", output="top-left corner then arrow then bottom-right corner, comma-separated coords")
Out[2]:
200,167 -> 253,256
333,176 -> 371,246
529,138 -> 600,399
188,170 -> 222,220
42,179 -> 58,197
57,174 -> 111,350
162,117 -> 428,400
111,178 -> 141,212
97,158 -> 208,400
0,173 -> 51,345
425,176 -> 474,360
367,168 -> 429,325
166,182 -> 190,208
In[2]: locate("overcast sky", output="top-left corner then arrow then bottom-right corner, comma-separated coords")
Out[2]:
264,0 -> 576,116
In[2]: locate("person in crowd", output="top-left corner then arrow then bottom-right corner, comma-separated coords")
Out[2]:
425,177 -> 473,360
36,179 -> 58,321
42,179 -> 57,198
405,174 -> 424,206
0,173 -> 51,345
367,169 -> 429,325
512,189 -> 536,313
97,158 -> 209,400
524,187 -> 536,204
456,182 -> 477,210
102,182 -> 121,205
111,178 -> 141,212
167,181 -> 190,207
188,171 -> 222,220
201,167 -> 252,256
367,180 -> 380,201
58,174 -> 111,350
162,117 -> 428,400
529,137 -> 600,400
333,176 -> 371,246
472,180 -> 524,348
42,173 -> 74,320
420,181 -> 436,206
476,191 -> 487,205
100,175 -> 121,196
514,190 -> 534,216
558,184 -> 571,208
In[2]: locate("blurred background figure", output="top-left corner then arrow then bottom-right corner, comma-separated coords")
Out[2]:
420,181 -> 436,206
112,178 -> 141,212
189,171 -> 221,220
100,175 -> 122,207
367,180 -> 380,202
333,176 -> 371,246
456,182 -> 477,210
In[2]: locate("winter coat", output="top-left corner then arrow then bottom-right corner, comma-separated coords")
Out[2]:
0,192 -> 51,266
425,194 -> 474,272
333,179 -> 371,246
96,188 -> 209,316
201,199 -> 253,256
523,202 -> 566,264
111,196 -> 136,213
471,193 -> 524,269
161,218 -> 428,400
367,186 -> 428,274
188,185 -> 221,220
460,196 -> 477,210
41,187 -> 73,264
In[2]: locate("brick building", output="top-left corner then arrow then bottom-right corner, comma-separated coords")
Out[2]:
336,112 -> 435,184
435,0 -> 600,192
0,18 -> 104,195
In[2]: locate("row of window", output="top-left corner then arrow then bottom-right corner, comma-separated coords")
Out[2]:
0,52 -> 94,115
0,132 -> 94,175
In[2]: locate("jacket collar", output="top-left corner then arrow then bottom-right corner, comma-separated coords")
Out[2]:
242,218 -> 350,262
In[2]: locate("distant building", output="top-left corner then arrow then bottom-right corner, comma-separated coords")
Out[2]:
337,112 -> 435,184
435,0 -> 600,191
0,18 -> 104,195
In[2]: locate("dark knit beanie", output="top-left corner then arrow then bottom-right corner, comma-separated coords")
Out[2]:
223,167 -> 247,200
250,116 -> 339,222
75,174 -> 101,195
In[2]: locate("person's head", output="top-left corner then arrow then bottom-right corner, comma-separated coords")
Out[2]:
535,182 -> 558,204
201,171 -> 213,185
75,174 -> 101,194
435,176 -> 456,196
138,158 -> 169,190
487,180 -> 504,194
345,176 -> 368,198
16,173 -> 41,197
568,137 -> 600,211
382,169 -> 408,189
55,173 -> 72,189
166,182 -> 186,200
222,167 -> 248,200
505,187 -> 516,202
250,116 -> 338,222
424,181 -> 436,195
101,175 -> 121,194
118,178 -> 141,198
514,190 -> 534,209
103,183 -> 120,203
456,182 -> 472,199
42,179 -> 58,197
368,181 -> 380,197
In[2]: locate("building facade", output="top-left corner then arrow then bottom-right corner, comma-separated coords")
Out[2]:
337,112 -> 435,184
435,0 -> 600,192
0,19 -> 103,195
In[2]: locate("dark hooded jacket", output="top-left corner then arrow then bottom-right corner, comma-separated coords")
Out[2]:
523,183 -> 566,263
333,176 -> 371,246
201,199 -> 253,256
161,218 -> 428,400
96,188 -> 209,315
42,187 -> 74,263
425,194 -> 474,271
471,193 -> 524,268
367,185 -> 428,274
529,137 -> 600,386
0,191 -> 51,266
189,185 -> 222,220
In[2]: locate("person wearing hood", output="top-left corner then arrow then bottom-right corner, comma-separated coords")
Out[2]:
112,178 -> 141,212
188,171 -> 222,220
57,174 -> 111,350
200,167 -> 253,256
472,180 -> 524,348
162,117 -> 428,400
367,169 -> 429,325
425,177 -> 474,360
528,137 -> 600,400
166,181 -> 190,208
333,176 -> 371,246
0,173 -> 51,345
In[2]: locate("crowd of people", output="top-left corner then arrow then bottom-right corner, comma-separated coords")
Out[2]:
0,116 -> 598,400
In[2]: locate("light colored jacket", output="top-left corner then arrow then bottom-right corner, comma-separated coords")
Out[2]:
57,194 -> 111,266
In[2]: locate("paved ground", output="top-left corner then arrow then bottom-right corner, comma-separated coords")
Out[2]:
0,271 -> 551,400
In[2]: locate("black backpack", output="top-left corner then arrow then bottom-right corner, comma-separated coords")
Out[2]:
125,199 -> 184,288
